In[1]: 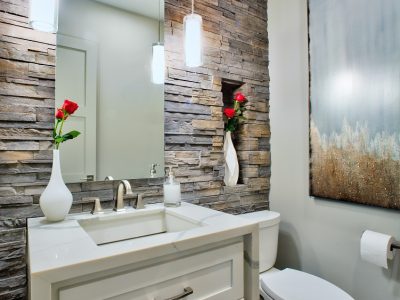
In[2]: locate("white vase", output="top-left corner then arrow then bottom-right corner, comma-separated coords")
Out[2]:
224,131 -> 239,187
40,149 -> 73,221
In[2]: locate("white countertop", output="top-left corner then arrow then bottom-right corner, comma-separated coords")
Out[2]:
28,202 -> 258,283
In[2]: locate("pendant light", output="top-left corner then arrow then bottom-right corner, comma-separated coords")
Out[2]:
184,0 -> 203,67
152,0 -> 165,84
29,0 -> 59,33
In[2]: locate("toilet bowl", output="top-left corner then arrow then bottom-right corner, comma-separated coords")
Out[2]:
240,211 -> 354,300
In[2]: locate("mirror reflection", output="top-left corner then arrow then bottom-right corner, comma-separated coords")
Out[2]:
55,0 -> 165,183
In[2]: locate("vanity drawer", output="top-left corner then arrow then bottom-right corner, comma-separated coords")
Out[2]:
59,242 -> 244,300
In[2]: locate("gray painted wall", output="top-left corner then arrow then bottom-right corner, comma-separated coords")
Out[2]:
268,1 -> 400,299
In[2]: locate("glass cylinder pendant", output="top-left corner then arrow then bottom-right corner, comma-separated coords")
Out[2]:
184,14 -> 203,67
29,0 -> 59,33
152,43 -> 165,84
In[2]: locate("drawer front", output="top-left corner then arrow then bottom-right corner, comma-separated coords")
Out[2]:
59,242 -> 243,300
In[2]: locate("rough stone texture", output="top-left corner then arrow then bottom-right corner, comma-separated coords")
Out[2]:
0,0 -> 269,298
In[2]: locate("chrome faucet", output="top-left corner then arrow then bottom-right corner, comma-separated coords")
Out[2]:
113,180 -> 133,212
150,163 -> 159,178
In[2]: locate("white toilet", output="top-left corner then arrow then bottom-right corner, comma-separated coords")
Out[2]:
241,211 -> 354,300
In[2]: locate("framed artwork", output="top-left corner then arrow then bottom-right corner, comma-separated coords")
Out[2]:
308,0 -> 400,209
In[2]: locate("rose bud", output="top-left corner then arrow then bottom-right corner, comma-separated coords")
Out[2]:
224,107 -> 236,119
55,109 -> 65,120
62,99 -> 79,115
234,92 -> 246,102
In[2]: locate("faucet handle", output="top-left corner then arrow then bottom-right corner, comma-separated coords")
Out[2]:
150,163 -> 159,178
81,175 -> 95,182
135,193 -> 145,210
89,197 -> 104,215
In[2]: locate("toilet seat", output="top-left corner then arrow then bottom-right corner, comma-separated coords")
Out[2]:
260,268 -> 354,300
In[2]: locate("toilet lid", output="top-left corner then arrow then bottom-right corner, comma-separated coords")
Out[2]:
261,268 -> 354,300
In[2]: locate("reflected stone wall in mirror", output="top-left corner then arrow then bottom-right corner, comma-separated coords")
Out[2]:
55,0 -> 165,183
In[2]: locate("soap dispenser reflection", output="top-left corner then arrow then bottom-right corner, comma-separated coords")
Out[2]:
163,166 -> 181,207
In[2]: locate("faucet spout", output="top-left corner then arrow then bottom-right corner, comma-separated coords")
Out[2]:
113,180 -> 133,212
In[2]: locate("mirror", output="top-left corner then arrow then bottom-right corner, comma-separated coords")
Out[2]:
55,0 -> 165,183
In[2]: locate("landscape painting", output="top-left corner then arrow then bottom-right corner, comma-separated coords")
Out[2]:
309,0 -> 400,210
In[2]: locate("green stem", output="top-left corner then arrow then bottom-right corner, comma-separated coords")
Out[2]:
55,113 -> 68,149
54,119 -> 60,149
59,117 -> 66,136
234,100 -> 239,111
54,120 -> 59,135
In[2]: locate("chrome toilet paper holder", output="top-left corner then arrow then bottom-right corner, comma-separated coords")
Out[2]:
391,240 -> 400,251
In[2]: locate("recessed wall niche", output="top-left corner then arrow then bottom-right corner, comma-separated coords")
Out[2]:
222,78 -> 245,184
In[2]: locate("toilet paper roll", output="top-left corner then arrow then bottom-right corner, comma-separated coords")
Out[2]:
360,230 -> 394,269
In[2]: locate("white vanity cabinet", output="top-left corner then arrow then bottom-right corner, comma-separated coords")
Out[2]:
28,203 -> 259,300
58,242 -> 243,300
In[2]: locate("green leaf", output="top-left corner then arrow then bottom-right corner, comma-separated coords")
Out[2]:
67,130 -> 81,138
53,131 -> 81,146
54,136 -> 65,144
226,124 -> 235,132
62,130 -> 81,142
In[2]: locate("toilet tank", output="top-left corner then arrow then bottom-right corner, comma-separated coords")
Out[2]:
240,211 -> 280,273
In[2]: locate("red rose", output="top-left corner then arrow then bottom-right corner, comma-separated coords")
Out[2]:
234,92 -> 246,102
224,107 -> 236,119
55,109 -> 65,120
62,99 -> 79,115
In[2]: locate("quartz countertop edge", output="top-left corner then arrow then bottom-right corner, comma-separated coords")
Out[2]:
28,202 -> 259,283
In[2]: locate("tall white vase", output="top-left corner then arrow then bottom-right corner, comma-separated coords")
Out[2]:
224,131 -> 239,187
40,149 -> 73,221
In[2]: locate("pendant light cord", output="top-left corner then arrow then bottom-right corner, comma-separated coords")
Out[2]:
158,0 -> 161,43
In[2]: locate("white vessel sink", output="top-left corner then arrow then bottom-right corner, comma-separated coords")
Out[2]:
78,208 -> 202,245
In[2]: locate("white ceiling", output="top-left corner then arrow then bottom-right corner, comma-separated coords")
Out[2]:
95,0 -> 164,20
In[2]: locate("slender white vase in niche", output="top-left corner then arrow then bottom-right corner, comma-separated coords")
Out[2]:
224,131 -> 239,187
40,149 -> 72,221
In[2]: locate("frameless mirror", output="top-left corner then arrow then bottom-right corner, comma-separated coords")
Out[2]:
55,0 -> 165,183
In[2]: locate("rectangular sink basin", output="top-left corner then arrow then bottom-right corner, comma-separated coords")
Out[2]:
78,208 -> 202,245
